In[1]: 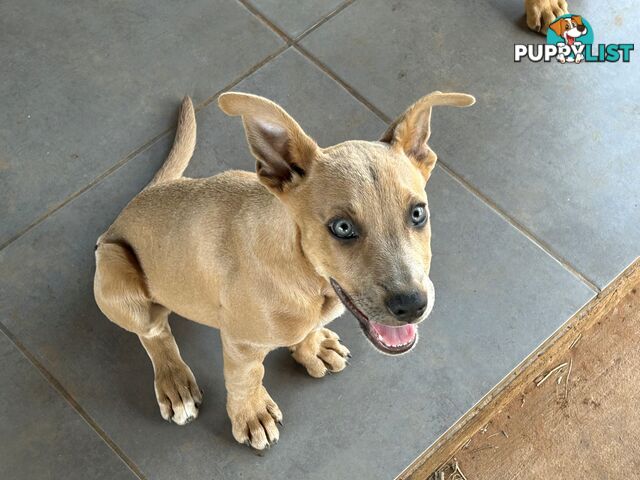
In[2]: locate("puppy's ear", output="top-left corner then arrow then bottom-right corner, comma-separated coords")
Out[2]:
218,92 -> 318,192
571,15 -> 583,26
549,18 -> 565,36
380,91 -> 475,181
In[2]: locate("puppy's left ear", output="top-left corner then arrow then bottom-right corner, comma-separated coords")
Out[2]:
571,15 -> 583,26
380,91 -> 475,181
218,92 -> 318,192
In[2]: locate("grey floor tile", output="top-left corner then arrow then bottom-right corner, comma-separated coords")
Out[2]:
0,332 -> 137,480
0,0 -> 283,247
301,0 -> 640,288
0,49 -> 593,479
249,0 -> 347,38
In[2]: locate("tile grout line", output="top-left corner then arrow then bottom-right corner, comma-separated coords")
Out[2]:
236,0 -> 361,47
0,45 -> 289,254
0,128 -> 172,252
293,0 -> 357,43
0,322 -> 148,480
437,162 -> 601,293
237,0 -> 390,121
294,43 -> 392,121
237,0 -> 357,45
198,45 -> 289,110
235,0 -> 292,44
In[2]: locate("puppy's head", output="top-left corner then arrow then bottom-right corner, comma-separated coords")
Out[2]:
549,15 -> 587,38
219,91 -> 474,355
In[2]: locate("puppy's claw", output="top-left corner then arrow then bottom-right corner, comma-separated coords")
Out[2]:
277,420 -> 284,427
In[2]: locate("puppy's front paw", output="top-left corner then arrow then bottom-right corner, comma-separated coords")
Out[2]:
291,328 -> 351,378
525,0 -> 569,34
228,386 -> 282,450
154,362 -> 202,425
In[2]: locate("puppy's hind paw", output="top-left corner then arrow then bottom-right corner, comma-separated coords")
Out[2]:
525,0 -> 569,34
291,328 -> 351,378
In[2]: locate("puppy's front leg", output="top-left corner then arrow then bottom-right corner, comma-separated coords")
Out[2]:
290,328 -> 351,378
222,335 -> 282,450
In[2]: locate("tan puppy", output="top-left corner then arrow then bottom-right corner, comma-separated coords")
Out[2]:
94,91 -> 475,449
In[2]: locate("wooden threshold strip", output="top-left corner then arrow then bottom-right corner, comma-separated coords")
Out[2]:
399,257 -> 640,480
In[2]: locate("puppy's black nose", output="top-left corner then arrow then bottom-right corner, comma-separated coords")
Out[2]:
385,291 -> 428,323
577,24 -> 586,32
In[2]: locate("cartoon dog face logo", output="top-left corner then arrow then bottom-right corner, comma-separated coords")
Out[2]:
549,15 -> 588,46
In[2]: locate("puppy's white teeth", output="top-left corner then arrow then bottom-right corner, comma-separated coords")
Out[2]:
377,337 -> 407,348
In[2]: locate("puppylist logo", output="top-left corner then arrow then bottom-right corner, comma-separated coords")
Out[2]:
515,14 -> 634,63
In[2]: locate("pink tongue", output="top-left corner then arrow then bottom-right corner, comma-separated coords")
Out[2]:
370,322 -> 417,347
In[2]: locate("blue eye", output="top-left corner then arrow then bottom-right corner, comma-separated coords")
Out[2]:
410,204 -> 428,227
329,218 -> 358,240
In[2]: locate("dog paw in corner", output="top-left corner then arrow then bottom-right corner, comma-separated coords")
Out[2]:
525,0 -> 569,34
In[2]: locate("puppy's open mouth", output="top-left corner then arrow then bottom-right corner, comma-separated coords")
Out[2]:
330,278 -> 417,355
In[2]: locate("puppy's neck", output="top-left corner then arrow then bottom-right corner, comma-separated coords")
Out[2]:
253,196 -> 329,297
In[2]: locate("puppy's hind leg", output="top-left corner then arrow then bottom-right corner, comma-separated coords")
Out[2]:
94,242 -> 202,425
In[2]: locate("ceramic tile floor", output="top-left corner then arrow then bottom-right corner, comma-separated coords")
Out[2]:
1,1 -> 637,478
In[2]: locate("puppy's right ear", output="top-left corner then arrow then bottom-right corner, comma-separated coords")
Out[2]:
218,92 -> 318,192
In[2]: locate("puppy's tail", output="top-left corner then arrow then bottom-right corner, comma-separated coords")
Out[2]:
148,96 -> 197,187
